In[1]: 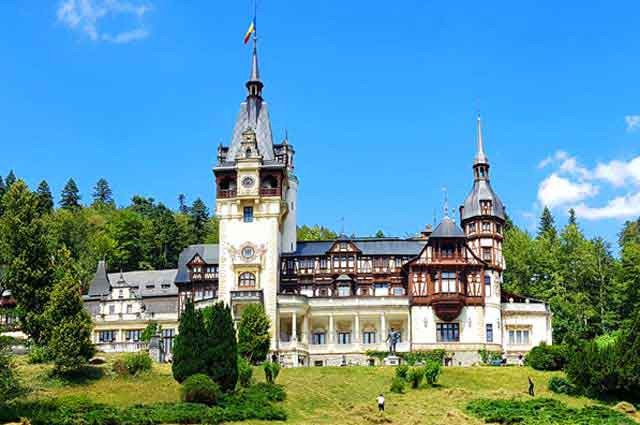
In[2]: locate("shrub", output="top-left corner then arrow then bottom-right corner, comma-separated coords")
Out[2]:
237,356 -> 253,388
112,352 -> 152,376
27,345 -> 51,364
0,338 -> 24,403
395,364 -> 409,380
141,321 -> 159,343
467,398 -> 635,425
423,359 -> 442,386
263,361 -> 281,384
407,366 -> 424,389
401,349 -> 445,366
202,303 -> 238,392
478,349 -> 502,365
172,300 -> 207,383
390,377 -> 405,394
525,343 -> 567,371
181,373 -> 222,406
237,304 -> 271,365
548,376 -> 578,395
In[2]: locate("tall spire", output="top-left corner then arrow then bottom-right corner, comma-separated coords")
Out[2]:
246,29 -> 263,97
474,114 -> 488,165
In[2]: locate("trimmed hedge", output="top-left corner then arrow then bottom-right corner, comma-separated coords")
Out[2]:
467,398 -> 635,425
524,343 -> 568,371
181,374 -> 221,406
112,352 -> 152,376
0,383 -> 287,425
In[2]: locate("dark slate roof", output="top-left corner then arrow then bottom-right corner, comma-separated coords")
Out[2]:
86,260 -> 111,298
107,270 -> 178,297
431,217 -> 466,238
460,179 -> 506,221
283,239 -> 427,257
175,244 -> 220,284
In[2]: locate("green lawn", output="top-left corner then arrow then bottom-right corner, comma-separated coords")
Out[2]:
13,355 -> 631,425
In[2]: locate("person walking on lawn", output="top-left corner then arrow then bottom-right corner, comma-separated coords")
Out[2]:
377,393 -> 385,412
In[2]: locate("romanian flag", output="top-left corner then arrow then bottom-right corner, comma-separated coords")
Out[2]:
243,18 -> 255,44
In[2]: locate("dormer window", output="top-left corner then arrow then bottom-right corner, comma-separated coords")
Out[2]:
339,242 -> 348,251
480,200 -> 492,215
482,221 -> 491,232
467,223 -> 476,234
441,245 -> 454,258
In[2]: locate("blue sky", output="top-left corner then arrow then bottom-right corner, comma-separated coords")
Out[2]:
1,1 -> 639,247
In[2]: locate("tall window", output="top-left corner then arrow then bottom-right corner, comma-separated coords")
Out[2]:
482,247 -> 492,261
337,285 -> 351,297
319,257 -> 328,270
484,275 -> 492,296
125,329 -> 141,342
243,206 -> 253,223
98,330 -> 116,343
486,324 -> 493,343
162,329 -> 175,353
441,245 -> 454,258
440,272 -> 457,293
238,272 -> 256,288
312,332 -> 326,345
363,331 -> 376,344
508,329 -> 530,345
467,223 -> 476,234
436,323 -> 460,342
338,332 -> 351,344
482,221 -> 491,232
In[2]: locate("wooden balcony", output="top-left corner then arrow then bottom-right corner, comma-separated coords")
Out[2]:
432,292 -> 465,321
217,189 -> 236,199
260,187 -> 280,197
231,290 -> 263,303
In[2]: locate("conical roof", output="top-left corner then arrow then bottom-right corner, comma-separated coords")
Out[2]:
430,216 -> 465,238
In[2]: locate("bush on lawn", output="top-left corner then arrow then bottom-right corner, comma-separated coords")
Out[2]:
407,366 -> 424,389
237,356 -> 253,388
395,364 -> 409,380
548,376 -> 578,395
478,348 -> 502,365
263,361 -> 280,384
467,398 -> 635,425
27,345 -> 52,364
113,352 -> 152,376
424,359 -> 442,386
524,343 -> 568,371
181,373 -> 222,406
0,337 -> 24,403
390,377 -> 405,394
401,349 -> 445,366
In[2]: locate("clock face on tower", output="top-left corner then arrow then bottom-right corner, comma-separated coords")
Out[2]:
241,246 -> 255,259
241,176 -> 255,188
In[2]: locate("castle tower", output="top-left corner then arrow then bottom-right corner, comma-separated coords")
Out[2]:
214,38 -> 296,348
459,115 -> 506,345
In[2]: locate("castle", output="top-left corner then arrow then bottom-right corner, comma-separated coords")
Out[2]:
85,40 -> 553,367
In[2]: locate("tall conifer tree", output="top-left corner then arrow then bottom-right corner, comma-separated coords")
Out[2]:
4,171 -> 16,189
172,300 -> 207,382
92,178 -> 114,207
60,178 -> 81,210
538,206 -> 557,239
35,180 -> 54,215
190,198 -> 209,243
203,302 -> 238,392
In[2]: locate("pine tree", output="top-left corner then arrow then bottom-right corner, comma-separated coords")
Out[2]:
35,180 -> 54,215
178,193 -> 189,214
537,206 -> 557,239
203,302 -> 238,392
568,208 -> 577,226
190,198 -> 209,243
237,303 -> 271,364
172,300 -> 207,383
4,171 -> 16,189
92,178 -> 114,207
0,176 -> 5,216
0,181 -> 54,344
60,178 -> 81,210
44,248 -> 95,373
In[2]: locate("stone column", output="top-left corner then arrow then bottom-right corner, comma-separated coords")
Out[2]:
354,313 -> 360,343
329,314 -> 335,344
292,311 -> 298,342
302,313 -> 309,345
380,313 -> 386,349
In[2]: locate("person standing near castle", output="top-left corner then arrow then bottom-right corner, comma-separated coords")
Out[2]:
377,393 -> 385,412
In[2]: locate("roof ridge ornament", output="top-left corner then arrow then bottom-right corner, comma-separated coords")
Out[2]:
474,114 -> 489,165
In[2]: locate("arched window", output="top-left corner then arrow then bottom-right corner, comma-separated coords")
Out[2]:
238,272 -> 256,288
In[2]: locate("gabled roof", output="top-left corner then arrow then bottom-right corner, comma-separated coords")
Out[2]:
107,269 -> 178,297
175,244 -> 219,284
430,217 -> 465,238
86,260 -> 111,298
283,238 -> 427,257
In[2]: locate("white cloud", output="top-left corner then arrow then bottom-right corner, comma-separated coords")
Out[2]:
594,156 -> 640,187
538,150 -> 569,169
574,192 -> 640,220
625,115 -> 640,132
56,0 -> 152,44
537,173 -> 598,208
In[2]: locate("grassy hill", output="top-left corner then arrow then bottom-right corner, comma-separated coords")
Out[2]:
13,355 -> 624,424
